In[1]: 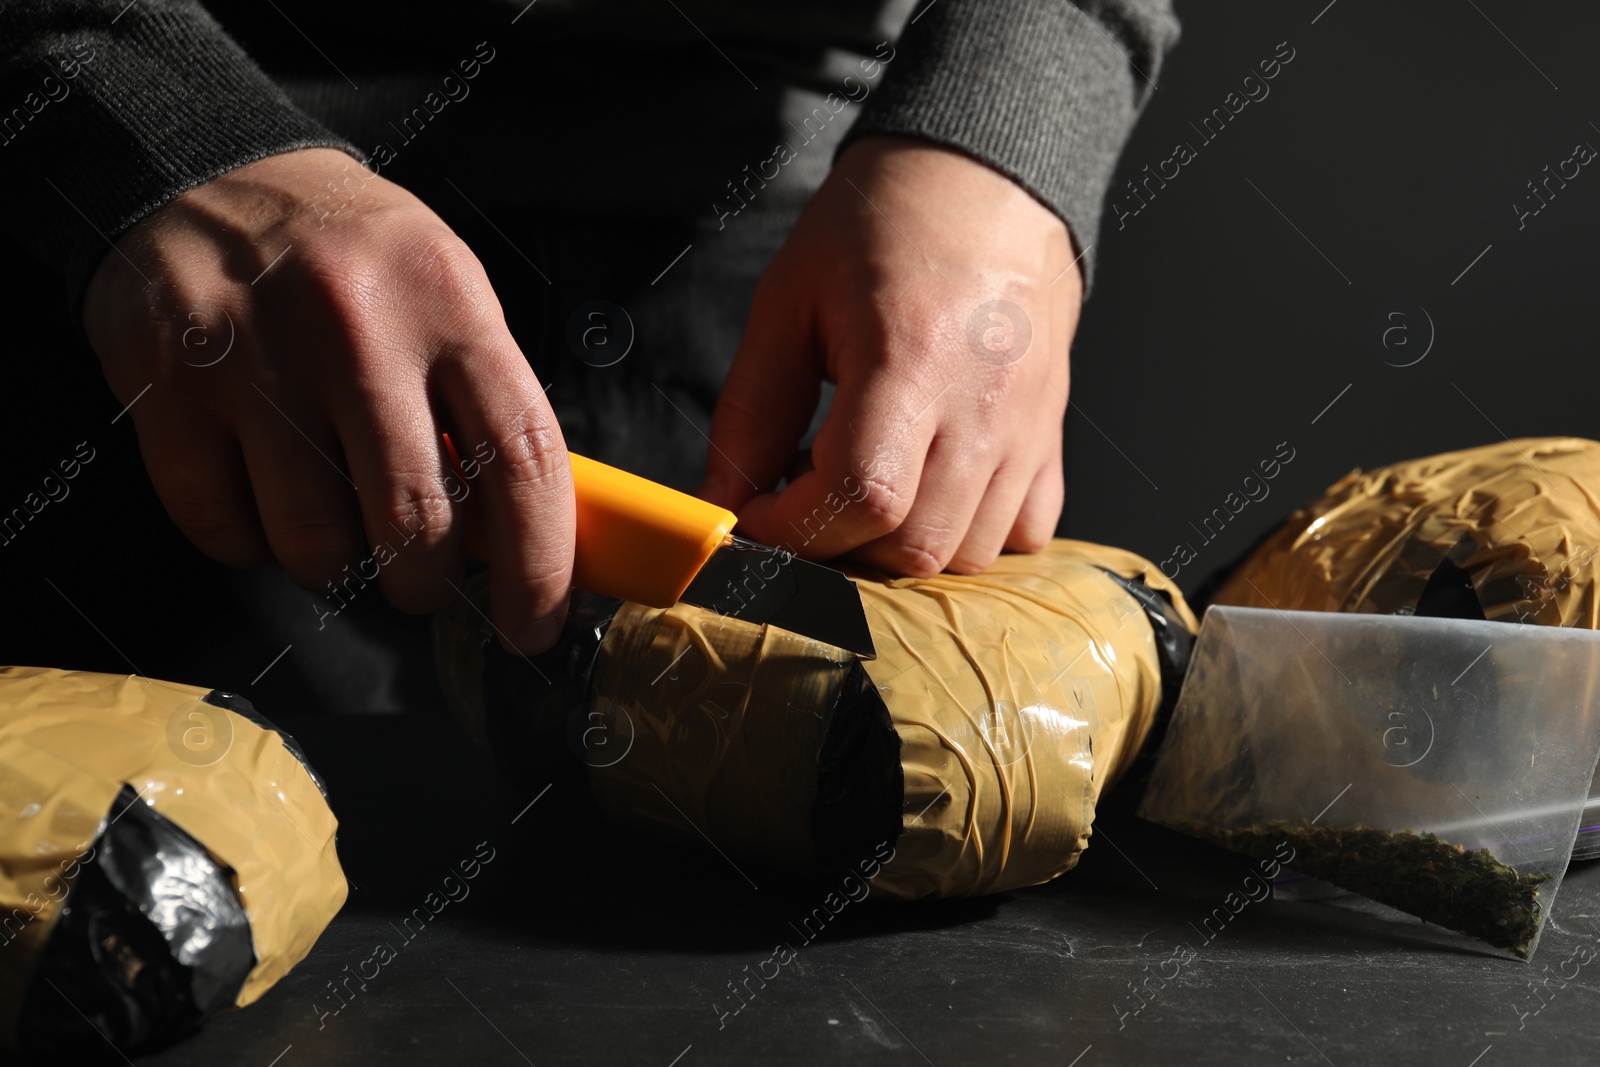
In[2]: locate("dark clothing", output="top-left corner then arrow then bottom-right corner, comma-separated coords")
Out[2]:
0,0 -> 1178,316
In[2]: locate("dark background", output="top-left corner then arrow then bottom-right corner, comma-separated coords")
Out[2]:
1065,0 -> 1600,591
4,0 -> 1600,1063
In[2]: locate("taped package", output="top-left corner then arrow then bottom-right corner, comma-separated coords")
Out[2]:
1210,436 -> 1600,625
0,667 -> 346,1053
437,539 -> 1195,898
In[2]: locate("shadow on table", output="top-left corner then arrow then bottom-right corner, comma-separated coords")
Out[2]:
287,703 -> 1005,956
291,701 -> 1536,966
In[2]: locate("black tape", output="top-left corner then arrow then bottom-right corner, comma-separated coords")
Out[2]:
1096,569 -> 1199,790
1412,557 -> 1488,621
811,659 -> 904,881
14,784 -> 255,1056
1098,569 -> 1196,711
479,589 -> 622,800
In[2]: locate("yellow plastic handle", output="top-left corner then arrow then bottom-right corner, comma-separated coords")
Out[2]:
442,438 -> 735,608
568,452 -> 737,608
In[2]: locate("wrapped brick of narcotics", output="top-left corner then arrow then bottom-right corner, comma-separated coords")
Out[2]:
0,667 -> 346,1054
1210,437 -> 1600,626
1209,435 -> 1600,860
435,539 -> 1196,898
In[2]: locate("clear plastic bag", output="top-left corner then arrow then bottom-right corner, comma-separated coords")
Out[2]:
1209,437 -> 1600,857
1138,605 -> 1600,959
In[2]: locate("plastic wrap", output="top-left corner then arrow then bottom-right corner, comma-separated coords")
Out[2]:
436,540 -> 1196,898
17,782 -> 255,1051
0,667 -> 346,1051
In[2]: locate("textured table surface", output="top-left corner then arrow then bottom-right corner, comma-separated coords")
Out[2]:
119,707 -> 1600,1067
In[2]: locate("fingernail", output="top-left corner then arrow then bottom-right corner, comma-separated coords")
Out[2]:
700,474 -> 730,508
510,614 -> 562,655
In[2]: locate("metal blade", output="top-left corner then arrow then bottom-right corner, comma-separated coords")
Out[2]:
679,538 -> 876,658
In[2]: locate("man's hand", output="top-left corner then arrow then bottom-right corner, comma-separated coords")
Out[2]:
84,147 -> 573,653
700,135 -> 1081,576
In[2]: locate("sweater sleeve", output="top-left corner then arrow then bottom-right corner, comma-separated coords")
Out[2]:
0,0 -> 361,321
840,0 -> 1180,290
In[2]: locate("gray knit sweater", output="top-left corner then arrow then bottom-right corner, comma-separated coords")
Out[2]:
0,0 -> 1178,316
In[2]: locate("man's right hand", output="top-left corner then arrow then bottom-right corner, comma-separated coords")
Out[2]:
83,147 -> 573,654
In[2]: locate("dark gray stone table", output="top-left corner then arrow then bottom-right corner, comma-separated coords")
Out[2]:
125,708 -> 1600,1067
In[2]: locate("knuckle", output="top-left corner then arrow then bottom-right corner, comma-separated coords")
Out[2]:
853,479 -> 911,535
299,230 -> 494,335
1008,523 -> 1053,554
279,249 -> 389,359
947,543 -> 1002,575
410,233 -> 494,307
495,420 -> 568,495
374,481 -> 456,549
1005,478 -> 1062,555
886,539 -> 949,578
102,284 -> 233,386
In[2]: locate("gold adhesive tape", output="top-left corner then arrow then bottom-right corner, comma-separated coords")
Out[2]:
1212,437 -> 1600,624
0,667 -> 346,1028
586,539 -> 1195,898
590,607 -> 853,872
853,540 -> 1192,898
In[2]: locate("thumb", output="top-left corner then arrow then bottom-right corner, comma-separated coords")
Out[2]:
699,280 -> 821,512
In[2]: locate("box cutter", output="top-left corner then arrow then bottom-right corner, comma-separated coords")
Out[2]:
445,440 -> 875,658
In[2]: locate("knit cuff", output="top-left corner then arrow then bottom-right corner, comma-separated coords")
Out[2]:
0,1 -> 362,324
841,0 -> 1178,291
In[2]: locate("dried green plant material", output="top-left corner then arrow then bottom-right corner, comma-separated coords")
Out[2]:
1175,818 -> 1549,956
